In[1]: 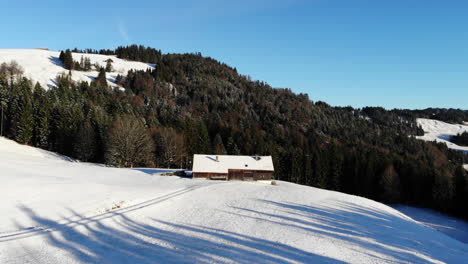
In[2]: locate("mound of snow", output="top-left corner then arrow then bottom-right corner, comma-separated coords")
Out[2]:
1,137 -> 467,263
416,118 -> 468,152
0,49 -> 154,89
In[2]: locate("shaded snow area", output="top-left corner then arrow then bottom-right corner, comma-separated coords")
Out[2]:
1,138 -> 467,263
391,205 -> 468,244
416,118 -> 468,152
0,49 -> 154,89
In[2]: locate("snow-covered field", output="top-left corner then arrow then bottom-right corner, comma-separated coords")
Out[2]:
0,49 -> 154,89
392,205 -> 468,244
416,118 -> 468,152
1,137 -> 467,263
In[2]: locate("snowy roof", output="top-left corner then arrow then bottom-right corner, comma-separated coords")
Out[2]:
192,154 -> 274,173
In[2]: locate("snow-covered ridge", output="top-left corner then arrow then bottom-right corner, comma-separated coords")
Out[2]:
0,137 -> 72,161
1,136 -> 467,263
416,118 -> 468,152
0,49 -> 154,89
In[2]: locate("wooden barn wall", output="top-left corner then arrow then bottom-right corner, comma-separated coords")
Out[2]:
193,172 -> 227,179
193,170 -> 273,181
228,170 -> 274,181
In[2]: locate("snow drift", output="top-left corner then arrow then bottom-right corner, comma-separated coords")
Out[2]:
0,49 -> 154,89
0,137 -> 467,263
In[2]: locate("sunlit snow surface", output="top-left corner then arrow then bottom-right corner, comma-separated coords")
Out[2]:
1,137 -> 467,263
416,118 -> 468,152
0,49 -> 154,89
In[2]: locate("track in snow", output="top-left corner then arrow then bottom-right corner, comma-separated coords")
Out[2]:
0,184 -> 211,243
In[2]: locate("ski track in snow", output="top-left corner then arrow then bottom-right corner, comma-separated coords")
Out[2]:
1,138 -> 468,263
0,185 -> 208,242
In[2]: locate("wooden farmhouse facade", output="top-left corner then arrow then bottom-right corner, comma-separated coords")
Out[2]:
192,154 -> 274,181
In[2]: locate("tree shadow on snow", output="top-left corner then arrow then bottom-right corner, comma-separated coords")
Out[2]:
48,56 -> 64,68
228,200 -> 468,263
9,206 -> 344,264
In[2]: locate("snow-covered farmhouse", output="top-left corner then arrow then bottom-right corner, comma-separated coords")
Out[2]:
192,154 -> 274,181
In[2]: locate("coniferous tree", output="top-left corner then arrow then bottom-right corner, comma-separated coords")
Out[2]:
32,83 -> 50,148
213,134 -> 227,155
105,60 -> 113,72
73,119 -> 97,162
12,79 -> 34,144
59,49 -> 74,70
187,121 -> 210,155
94,68 -> 107,87
0,45 -> 467,221
452,165 -> 467,217
226,136 -> 240,155
84,57 -> 92,71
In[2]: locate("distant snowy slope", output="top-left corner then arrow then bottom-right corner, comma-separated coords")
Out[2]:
0,49 -> 154,89
1,136 -> 467,263
416,118 -> 468,152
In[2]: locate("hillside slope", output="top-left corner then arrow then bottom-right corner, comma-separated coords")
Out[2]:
417,118 -> 468,152
0,138 -> 467,264
0,49 -> 154,89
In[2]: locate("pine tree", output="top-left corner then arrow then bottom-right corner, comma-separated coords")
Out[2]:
84,57 -> 92,71
105,59 -> 113,72
327,144 -> 343,191
59,51 -> 65,63
32,83 -> 50,148
453,165 -> 467,217
60,49 -> 74,70
0,80 -> 7,137
15,80 -> 34,144
226,136 -> 240,155
187,121 -> 210,155
74,119 -> 97,162
213,134 -> 226,155
94,68 -> 107,87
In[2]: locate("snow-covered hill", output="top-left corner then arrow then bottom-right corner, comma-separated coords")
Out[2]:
0,137 -> 467,263
392,205 -> 468,244
416,118 -> 468,152
0,49 -> 154,89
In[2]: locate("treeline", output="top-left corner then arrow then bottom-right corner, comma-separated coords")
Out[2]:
68,45 -> 162,64
59,49 -> 113,72
398,108 -> 468,124
1,46 -> 467,220
71,48 -> 115,55
115,45 -> 162,64
451,132 -> 468,147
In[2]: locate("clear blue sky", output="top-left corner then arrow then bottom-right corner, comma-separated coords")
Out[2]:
1,0 -> 467,109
